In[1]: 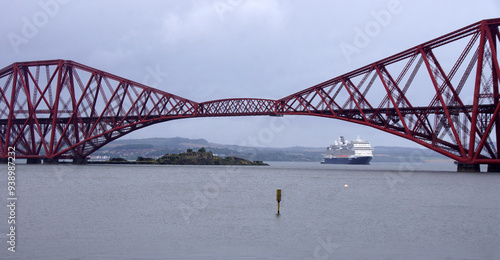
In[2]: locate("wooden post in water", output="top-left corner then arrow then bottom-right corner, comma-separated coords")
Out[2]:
276,189 -> 281,215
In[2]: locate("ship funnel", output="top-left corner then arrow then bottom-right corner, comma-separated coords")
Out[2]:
340,136 -> 345,144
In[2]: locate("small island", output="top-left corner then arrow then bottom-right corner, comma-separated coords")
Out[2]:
91,147 -> 268,166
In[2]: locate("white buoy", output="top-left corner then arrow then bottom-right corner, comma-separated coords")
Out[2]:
344,184 -> 348,188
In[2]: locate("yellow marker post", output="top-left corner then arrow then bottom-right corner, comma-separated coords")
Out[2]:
276,189 -> 281,215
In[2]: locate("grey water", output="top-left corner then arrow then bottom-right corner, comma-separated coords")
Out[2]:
0,161 -> 499,259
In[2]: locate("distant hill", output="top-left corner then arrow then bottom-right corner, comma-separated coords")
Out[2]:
92,137 -> 449,163
105,137 -> 209,148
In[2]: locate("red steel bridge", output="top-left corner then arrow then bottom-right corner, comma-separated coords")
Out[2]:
1,18 -> 499,171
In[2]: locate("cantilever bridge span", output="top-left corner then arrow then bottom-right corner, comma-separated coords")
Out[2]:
1,18 -> 499,171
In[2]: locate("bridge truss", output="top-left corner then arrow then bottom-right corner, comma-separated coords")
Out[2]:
277,18 -> 500,170
1,18 -> 499,170
0,60 -> 197,162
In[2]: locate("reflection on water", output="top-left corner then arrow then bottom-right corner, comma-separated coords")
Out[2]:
0,162 -> 499,259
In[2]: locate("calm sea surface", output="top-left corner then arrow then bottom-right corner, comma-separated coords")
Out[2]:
0,161 -> 499,259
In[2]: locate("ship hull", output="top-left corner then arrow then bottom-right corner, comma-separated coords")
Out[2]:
321,156 -> 372,165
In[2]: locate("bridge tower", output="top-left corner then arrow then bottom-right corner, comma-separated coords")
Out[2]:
487,20 -> 500,172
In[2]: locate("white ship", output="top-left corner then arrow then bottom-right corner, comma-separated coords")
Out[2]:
321,136 -> 374,164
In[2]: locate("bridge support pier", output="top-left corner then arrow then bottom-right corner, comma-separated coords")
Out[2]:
27,158 -> 42,164
457,163 -> 480,172
487,164 -> 500,172
43,158 -> 59,164
72,157 -> 88,165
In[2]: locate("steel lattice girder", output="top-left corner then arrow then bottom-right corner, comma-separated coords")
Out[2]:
0,18 -> 499,164
278,18 -> 500,164
197,98 -> 278,116
0,60 -> 197,159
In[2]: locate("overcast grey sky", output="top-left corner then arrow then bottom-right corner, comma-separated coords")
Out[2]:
2,0 -> 499,148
